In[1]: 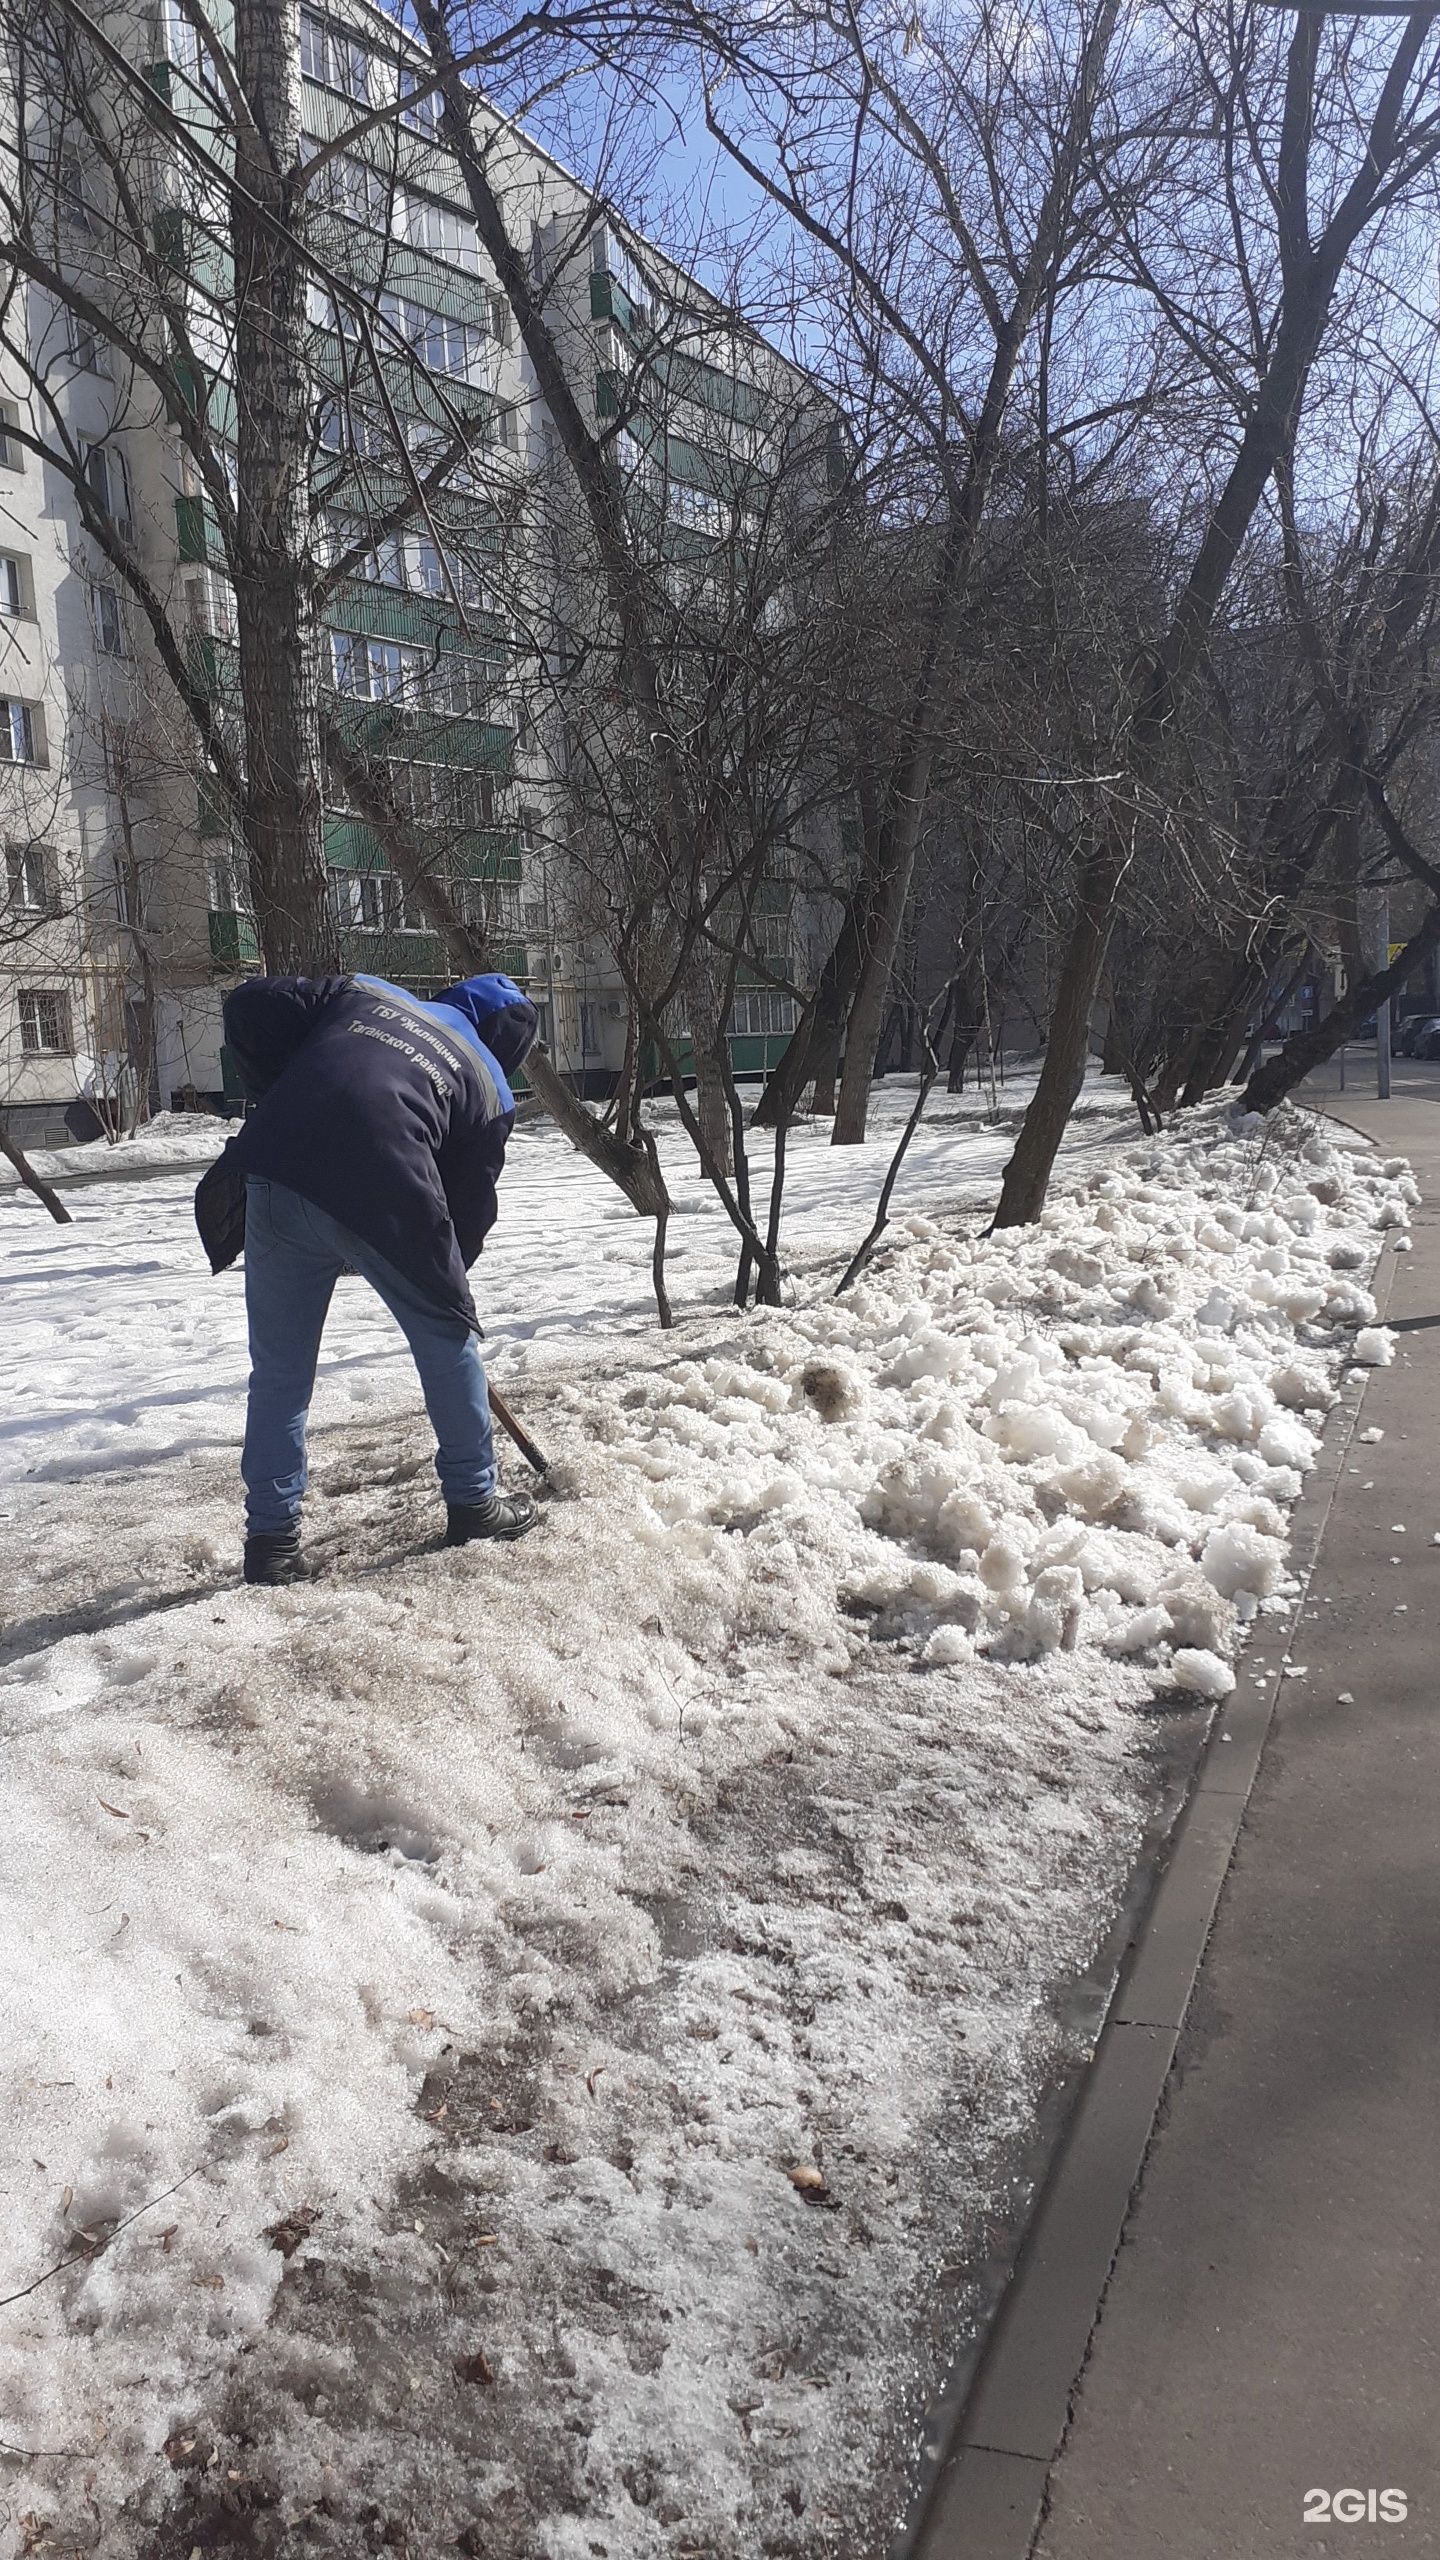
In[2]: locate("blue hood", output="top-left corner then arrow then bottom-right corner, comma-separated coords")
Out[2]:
432,973 -> 539,1077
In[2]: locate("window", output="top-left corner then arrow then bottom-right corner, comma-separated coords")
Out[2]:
590,224 -> 644,301
59,148 -> 94,232
391,877 -> 428,932
378,292 -> 489,386
332,870 -> 384,931
580,1000 -> 601,1054
369,530 -> 406,588
399,66 -> 443,135
300,12 -> 372,100
186,566 -> 236,640
317,397 -> 391,461
83,443 -> 129,530
0,700 -> 37,763
314,152 -> 390,227
112,851 -> 141,927
92,584 -> 127,654
7,843 -> 52,912
668,480 -> 727,537
727,989 -> 798,1038
0,555 -> 26,615
19,989 -> 72,1053
68,319 -> 109,377
330,631 -> 425,701
0,401 -> 21,470
321,517 -> 402,587
407,536 -> 488,610
430,651 -> 503,718
411,763 -> 497,827
398,191 -> 479,272
207,850 -> 252,914
159,0 -> 203,80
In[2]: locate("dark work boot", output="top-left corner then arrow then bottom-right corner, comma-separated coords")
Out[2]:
444,1490 -> 539,1546
243,1530 -> 312,1586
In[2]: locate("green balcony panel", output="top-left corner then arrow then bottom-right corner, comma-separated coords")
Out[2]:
589,270 -> 647,337
653,349 -> 765,426
337,929 -> 448,979
187,632 -> 240,703
464,832 -> 522,881
175,494 -> 207,561
197,774 -> 230,838
324,817 -> 386,872
209,910 -> 260,971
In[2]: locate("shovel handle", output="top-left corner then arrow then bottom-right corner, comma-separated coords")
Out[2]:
486,1379 -> 549,1478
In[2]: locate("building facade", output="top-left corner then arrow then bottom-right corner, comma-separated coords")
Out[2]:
0,0 -> 827,1142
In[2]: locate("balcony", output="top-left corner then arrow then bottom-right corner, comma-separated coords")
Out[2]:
208,909 -> 260,972
589,270 -> 648,338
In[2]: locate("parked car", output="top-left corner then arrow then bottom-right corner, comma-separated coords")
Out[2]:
1397,1012 -> 1440,1056
1417,1019 -> 1440,1061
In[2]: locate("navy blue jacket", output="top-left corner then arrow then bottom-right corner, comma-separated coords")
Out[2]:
195,972 -> 536,1330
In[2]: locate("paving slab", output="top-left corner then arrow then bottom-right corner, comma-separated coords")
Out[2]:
1030,1065 -> 1440,2559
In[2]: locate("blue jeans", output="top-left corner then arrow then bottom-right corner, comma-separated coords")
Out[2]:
240,1177 -> 496,1536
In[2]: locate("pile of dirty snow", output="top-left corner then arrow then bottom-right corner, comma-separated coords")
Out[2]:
594,1105 -> 1409,1713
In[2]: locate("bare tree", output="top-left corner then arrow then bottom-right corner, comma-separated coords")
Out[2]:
992,2 -> 1440,1212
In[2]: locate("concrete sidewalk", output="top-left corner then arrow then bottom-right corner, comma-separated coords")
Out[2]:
1031,1063 -> 1440,2559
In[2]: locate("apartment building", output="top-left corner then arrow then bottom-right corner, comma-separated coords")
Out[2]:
0,0 -> 828,1142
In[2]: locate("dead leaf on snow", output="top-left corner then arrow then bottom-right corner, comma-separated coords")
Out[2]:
453,2349 -> 496,2386
264,2205 -> 320,2258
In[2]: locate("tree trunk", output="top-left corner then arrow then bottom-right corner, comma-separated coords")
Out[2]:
684,948 -> 734,1178
992,836 -> 1118,1227
0,1119 -> 73,1222
833,804 -> 922,1144
1197,948 -> 1309,1102
1165,952 -> 1267,1107
231,0 -> 334,975
1233,954 -> 1313,1090
1243,902 -> 1440,1112
752,877 -> 877,1128
947,1027 -> 977,1093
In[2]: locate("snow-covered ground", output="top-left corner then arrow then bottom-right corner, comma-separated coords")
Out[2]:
0,1080 -> 1411,2559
